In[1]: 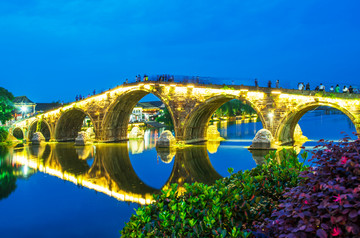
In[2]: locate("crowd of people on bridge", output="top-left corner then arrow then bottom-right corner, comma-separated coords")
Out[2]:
73,76 -> 359,103
75,90 -> 97,101
254,79 -> 281,88
297,82 -> 358,94
124,74 -> 204,84
125,74 -> 177,84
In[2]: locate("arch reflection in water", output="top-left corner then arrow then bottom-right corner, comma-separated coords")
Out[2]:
247,149 -> 272,165
10,143 -> 224,204
161,146 -> 222,193
128,128 -> 164,154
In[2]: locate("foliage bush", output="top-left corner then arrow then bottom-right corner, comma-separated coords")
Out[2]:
0,127 -> 9,143
121,149 -> 308,237
261,138 -> 360,237
156,107 -> 174,128
215,99 -> 256,118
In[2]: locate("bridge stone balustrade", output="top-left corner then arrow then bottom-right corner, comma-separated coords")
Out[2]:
10,82 -> 360,145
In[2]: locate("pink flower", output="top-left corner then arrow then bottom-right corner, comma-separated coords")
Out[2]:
333,194 -> 342,205
340,156 -> 348,164
331,227 -> 341,236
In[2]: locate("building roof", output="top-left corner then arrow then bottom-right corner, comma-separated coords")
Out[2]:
36,103 -> 61,112
13,96 -> 35,105
135,101 -> 165,109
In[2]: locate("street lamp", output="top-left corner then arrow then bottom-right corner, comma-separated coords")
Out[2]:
21,106 -> 27,118
21,106 -> 27,113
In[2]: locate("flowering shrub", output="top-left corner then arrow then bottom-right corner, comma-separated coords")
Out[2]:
121,149 -> 307,237
262,138 -> 360,237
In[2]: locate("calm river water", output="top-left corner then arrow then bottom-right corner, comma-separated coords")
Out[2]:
0,108 -> 357,237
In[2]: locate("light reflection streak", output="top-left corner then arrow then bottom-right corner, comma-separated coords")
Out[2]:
11,148 -> 154,205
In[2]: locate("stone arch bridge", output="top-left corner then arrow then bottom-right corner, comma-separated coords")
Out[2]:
10,82 -> 360,145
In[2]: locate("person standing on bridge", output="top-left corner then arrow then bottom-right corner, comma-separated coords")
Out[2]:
298,82 -> 304,91
305,83 -> 310,90
319,83 -> 325,92
268,80 -> 272,88
255,78 -> 258,87
276,79 -> 279,88
335,84 -> 340,93
343,86 -> 349,93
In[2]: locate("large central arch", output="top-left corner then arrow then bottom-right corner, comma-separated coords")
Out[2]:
275,101 -> 359,145
101,88 -> 175,142
183,95 -> 265,143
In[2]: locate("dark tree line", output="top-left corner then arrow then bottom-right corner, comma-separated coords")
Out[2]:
214,99 -> 256,118
0,87 -> 15,124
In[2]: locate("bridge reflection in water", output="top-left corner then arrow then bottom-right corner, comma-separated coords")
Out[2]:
11,142 -> 253,205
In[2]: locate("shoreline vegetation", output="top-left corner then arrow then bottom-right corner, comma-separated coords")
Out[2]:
121,138 -> 360,237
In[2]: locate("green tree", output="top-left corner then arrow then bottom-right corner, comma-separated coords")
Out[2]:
215,100 -> 256,117
0,146 -> 16,200
0,87 -> 15,124
156,107 -> 174,128
0,127 -> 8,142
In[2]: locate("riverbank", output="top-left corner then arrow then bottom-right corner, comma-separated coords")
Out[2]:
121,148 -> 308,237
121,138 -> 360,237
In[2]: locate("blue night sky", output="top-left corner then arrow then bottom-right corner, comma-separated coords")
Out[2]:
1,0 -> 359,103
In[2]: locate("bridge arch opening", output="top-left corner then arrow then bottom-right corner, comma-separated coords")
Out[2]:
55,108 -> 95,142
183,96 -> 265,143
276,103 -> 358,145
102,89 -> 175,142
28,119 -> 51,141
12,127 -> 24,140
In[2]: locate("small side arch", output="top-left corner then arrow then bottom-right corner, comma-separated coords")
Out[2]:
12,127 -> 25,140
183,94 -> 265,143
28,118 -> 52,141
275,101 -> 358,145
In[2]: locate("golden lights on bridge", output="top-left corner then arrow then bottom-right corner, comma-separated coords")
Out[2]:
11,82 -> 360,137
